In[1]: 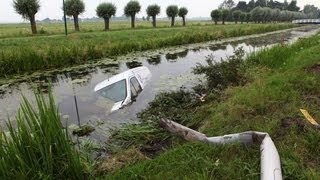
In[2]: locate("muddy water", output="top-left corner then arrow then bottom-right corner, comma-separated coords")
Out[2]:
0,26 -> 319,140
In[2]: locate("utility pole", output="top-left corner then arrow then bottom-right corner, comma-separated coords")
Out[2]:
63,0 -> 68,36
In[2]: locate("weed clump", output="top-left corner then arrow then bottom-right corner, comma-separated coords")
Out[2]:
107,90 -> 202,157
193,48 -> 246,91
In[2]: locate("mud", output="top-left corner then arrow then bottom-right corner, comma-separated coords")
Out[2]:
308,63 -> 320,73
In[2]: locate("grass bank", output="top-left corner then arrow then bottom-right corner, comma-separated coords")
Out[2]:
0,23 -> 296,78
105,32 -> 320,178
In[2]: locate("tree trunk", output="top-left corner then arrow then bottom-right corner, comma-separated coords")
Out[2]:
131,15 -> 135,28
152,16 -> 156,28
235,20 -> 238,24
30,15 -> 37,34
215,20 -> 218,25
73,15 -> 80,31
171,17 -> 175,27
182,17 -> 186,26
222,19 -> 225,25
104,18 -> 110,31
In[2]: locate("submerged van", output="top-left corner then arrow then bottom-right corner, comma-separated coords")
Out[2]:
94,66 -> 152,112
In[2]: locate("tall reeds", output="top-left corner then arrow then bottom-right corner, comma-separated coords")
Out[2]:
0,90 -> 88,179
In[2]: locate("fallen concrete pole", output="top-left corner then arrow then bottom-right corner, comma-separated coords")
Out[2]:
300,109 -> 320,129
160,118 -> 282,180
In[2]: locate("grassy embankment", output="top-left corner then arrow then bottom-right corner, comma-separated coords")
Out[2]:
104,31 -> 320,178
0,23 -> 296,78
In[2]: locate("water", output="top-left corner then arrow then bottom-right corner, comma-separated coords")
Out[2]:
0,26 -> 319,140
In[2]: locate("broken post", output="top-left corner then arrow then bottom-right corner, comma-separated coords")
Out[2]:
160,118 -> 282,180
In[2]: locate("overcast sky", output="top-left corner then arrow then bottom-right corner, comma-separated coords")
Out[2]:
1,0 -> 319,23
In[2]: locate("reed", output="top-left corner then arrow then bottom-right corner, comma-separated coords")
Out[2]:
0,90 -> 88,179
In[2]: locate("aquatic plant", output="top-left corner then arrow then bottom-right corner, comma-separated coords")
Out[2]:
193,48 -> 246,91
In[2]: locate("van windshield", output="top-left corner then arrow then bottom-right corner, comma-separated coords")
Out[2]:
97,79 -> 127,102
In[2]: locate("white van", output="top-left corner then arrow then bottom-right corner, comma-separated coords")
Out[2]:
94,66 -> 151,112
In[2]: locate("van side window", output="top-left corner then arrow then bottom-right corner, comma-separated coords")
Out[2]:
130,77 -> 142,98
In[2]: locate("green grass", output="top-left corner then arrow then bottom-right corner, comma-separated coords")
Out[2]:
0,20 -> 250,39
108,143 -> 261,180
0,21 -> 212,38
0,90 -> 89,179
105,33 -> 320,178
0,23 -> 296,77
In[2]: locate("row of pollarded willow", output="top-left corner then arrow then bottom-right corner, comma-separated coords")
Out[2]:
12,0 -> 189,34
211,9 -> 250,25
210,6 -> 310,25
101,2 -> 188,30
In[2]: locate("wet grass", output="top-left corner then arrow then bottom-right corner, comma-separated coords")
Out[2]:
0,90 -> 90,179
105,33 -> 320,178
0,23 -> 296,77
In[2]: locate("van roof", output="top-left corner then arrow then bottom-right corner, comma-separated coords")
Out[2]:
94,69 -> 132,92
94,66 -> 147,92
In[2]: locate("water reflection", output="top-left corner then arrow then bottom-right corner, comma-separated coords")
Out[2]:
176,50 -> 189,58
165,53 -> 178,61
165,49 -> 189,62
209,44 -> 227,52
147,55 -> 161,65
126,61 -> 143,69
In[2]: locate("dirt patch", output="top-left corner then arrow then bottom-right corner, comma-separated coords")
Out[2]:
97,147 -> 150,174
281,117 -> 307,132
273,117 -> 308,139
304,95 -> 320,107
139,139 -> 172,158
308,63 -> 320,73
304,158 -> 319,169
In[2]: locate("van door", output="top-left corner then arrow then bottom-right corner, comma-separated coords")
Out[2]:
130,76 -> 142,100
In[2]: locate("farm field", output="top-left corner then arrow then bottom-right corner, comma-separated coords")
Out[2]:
0,20 -> 212,38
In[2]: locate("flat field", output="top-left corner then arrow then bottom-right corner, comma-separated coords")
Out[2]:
0,20 -> 211,38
